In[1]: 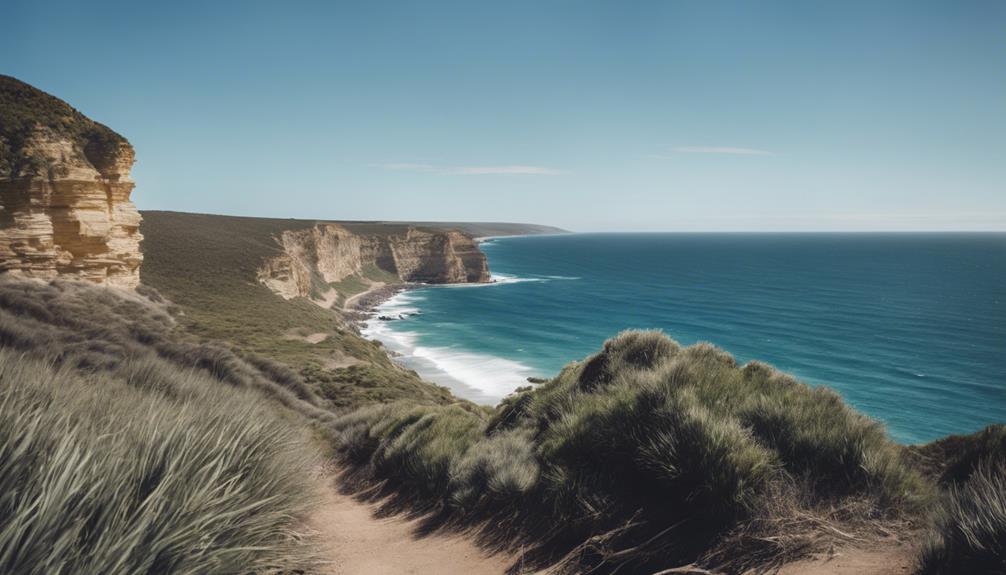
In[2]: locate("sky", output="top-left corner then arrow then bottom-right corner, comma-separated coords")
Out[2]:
3,0 -> 1004,231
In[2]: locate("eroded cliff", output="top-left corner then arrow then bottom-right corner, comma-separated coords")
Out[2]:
258,223 -> 490,305
0,76 -> 142,288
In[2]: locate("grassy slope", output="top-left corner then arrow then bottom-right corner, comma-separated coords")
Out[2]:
140,210 -> 456,408
333,331 -> 1006,574
0,279 -> 321,574
333,331 -> 934,573
0,207 -> 564,572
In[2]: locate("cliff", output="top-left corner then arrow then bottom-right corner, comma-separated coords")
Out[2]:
258,223 -> 490,304
0,76 -> 142,288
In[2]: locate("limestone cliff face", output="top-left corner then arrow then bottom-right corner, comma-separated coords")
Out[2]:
258,224 -> 490,301
0,76 -> 142,288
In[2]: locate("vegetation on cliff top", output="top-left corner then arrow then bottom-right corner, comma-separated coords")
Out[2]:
333,330 -> 937,573
0,75 -> 126,178
0,279 -> 320,574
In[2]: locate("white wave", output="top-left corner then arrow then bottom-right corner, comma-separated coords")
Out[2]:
361,318 -> 419,355
542,275 -> 581,280
360,291 -> 424,351
422,272 -> 546,288
361,289 -> 539,403
491,273 -> 544,284
411,345 -> 538,401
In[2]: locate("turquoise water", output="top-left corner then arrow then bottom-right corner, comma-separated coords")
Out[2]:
363,233 -> 1006,443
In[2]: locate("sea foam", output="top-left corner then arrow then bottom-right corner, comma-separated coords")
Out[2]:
361,289 -> 538,403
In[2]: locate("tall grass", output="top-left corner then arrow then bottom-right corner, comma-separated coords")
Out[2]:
918,462 -> 1006,575
0,278 -> 336,425
0,349 -> 318,574
0,278 -> 328,573
916,425 -> 1006,575
332,330 -> 930,573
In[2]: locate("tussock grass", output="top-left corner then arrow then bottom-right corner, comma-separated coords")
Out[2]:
0,349 -> 318,574
918,462 -> 1006,575
0,278 -> 326,572
333,330 -> 930,573
914,425 -> 1006,574
0,278 -> 336,425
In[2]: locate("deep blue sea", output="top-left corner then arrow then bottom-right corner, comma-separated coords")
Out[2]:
363,233 -> 1005,443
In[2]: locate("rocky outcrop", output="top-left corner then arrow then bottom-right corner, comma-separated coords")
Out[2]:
258,224 -> 490,301
0,76 -> 142,288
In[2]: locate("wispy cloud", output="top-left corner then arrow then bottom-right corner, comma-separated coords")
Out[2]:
370,163 -> 564,175
670,146 -> 777,156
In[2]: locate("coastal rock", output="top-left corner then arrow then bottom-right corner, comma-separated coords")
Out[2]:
258,223 -> 490,302
0,76 -> 142,288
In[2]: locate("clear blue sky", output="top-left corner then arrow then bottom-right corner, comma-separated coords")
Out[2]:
4,0 -> 1004,231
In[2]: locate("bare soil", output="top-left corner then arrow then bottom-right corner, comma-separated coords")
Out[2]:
307,476 -> 523,575
775,542 -> 917,575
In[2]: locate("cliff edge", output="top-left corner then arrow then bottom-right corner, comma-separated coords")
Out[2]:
258,223 -> 490,306
0,76 -> 142,288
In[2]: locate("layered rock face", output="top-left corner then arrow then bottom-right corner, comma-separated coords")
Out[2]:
0,76 -> 142,288
259,223 -> 490,301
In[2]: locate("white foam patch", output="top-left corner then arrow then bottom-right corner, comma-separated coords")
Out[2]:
361,289 -> 539,403
490,272 -> 544,284
412,345 -> 537,400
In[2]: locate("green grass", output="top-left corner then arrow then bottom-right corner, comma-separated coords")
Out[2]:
333,330 -> 932,573
0,339 -> 317,574
140,211 -> 455,409
0,277 -> 344,573
0,277 -> 338,425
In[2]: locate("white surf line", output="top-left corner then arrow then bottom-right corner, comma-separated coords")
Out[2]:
361,280 -> 543,403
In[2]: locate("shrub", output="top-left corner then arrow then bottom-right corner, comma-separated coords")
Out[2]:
939,425 -> 1006,485
373,405 -> 485,498
450,428 -> 539,509
577,330 -> 679,390
332,330 -> 928,573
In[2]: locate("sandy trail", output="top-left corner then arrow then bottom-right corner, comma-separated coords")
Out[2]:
307,477 -> 520,575
306,471 -> 913,575
342,281 -> 386,312
775,543 -> 917,575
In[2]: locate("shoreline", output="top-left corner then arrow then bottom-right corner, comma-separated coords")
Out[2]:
351,277 -> 539,405
344,283 -> 416,323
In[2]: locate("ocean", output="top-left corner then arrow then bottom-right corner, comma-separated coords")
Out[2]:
362,233 -> 1005,444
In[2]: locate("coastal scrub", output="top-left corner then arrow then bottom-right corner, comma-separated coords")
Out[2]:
332,330 -> 930,573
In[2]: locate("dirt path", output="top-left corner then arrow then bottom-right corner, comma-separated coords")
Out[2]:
306,471 -> 914,575
775,543 -> 917,575
307,477 -> 520,575
342,281 -> 386,312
